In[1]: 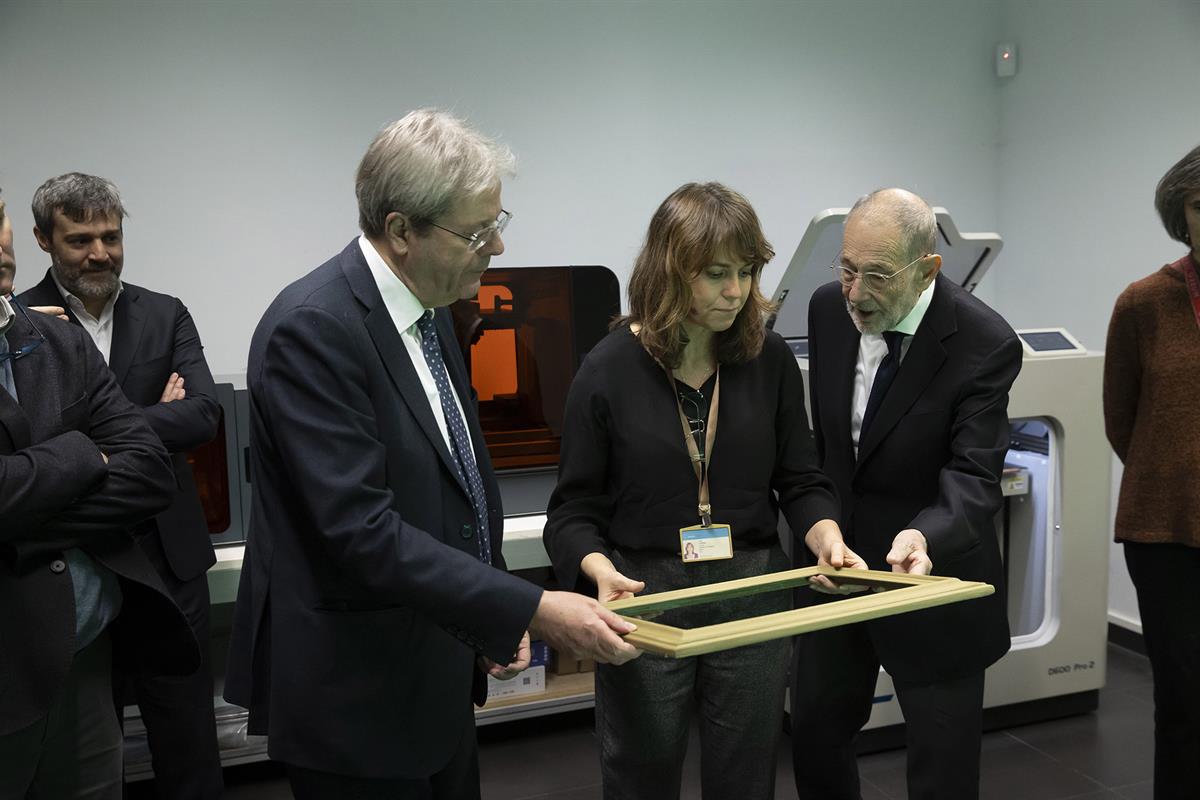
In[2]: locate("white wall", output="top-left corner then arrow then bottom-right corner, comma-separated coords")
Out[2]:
0,0 -> 1003,376
995,0 -> 1200,632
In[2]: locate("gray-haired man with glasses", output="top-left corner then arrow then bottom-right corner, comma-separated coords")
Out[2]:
225,108 -> 639,800
792,188 -> 1021,800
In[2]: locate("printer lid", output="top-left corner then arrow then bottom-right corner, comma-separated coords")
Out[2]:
768,207 -> 1002,340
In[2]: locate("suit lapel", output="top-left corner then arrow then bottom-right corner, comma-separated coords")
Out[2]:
0,367 -> 32,452
108,288 -> 144,384
822,302 -> 861,469
21,270 -> 74,322
1,320 -> 44,451
341,246 -> 470,497
855,276 -> 956,469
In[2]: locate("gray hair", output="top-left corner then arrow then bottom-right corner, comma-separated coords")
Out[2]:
356,108 -> 516,238
32,173 -> 127,235
1154,143 -> 1200,246
848,188 -> 938,266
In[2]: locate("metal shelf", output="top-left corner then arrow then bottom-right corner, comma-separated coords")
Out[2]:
477,672 -> 595,726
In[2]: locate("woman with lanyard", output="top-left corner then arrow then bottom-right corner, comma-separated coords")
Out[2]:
1103,143 -> 1200,800
544,182 -> 863,799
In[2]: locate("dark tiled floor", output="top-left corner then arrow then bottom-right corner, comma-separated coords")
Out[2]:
199,644 -> 1158,799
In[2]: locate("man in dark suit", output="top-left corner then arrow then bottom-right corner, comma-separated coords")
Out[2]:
19,173 -> 223,799
224,108 -> 640,800
1,255 -> 199,797
791,189 -> 1022,800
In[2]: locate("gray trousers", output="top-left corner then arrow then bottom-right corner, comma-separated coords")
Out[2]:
596,544 -> 791,800
0,631 -> 123,800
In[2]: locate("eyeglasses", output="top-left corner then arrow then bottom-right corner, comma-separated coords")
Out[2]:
0,298 -> 47,363
830,253 -> 930,294
681,386 -> 705,453
427,209 -> 512,253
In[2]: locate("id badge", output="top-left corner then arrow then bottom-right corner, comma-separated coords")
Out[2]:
679,524 -> 734,563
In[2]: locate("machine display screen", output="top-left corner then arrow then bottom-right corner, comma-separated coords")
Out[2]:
1019,331 -> 1077,352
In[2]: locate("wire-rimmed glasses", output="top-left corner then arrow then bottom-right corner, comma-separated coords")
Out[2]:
830,252 -> 930,294
427,209 -> 512,253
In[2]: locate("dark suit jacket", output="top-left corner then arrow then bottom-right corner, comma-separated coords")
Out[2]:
806,274 -> 1022,683
21,272 -> 219,582
224,239 -> 543,779
0,308 -> 200,736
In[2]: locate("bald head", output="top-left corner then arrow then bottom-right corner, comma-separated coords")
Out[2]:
839,188 -> 943,334
847,188 -> 937,266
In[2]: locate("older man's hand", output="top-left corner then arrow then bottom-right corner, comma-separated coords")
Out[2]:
529,590 -> 641,665
804,518 -> 869,594
887,529 -> 932,575
479,630 -> 532,680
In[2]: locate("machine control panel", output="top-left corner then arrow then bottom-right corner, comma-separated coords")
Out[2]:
1015,327 -> 1088,357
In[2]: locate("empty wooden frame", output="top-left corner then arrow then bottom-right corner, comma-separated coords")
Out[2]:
604,566 -> 994,658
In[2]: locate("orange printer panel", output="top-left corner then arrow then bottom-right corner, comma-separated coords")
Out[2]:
451,266 -> 619,471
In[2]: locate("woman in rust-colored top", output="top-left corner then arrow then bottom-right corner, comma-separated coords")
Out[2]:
1103,142 -> 1200,800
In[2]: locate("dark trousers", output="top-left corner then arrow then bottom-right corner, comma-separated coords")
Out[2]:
117,535 -> 222,800
286,708 -> 481,800
596,545 -> 791,800
0,632 -> 123,800
791,621 -> 986,800
1123,541 -> 1200,800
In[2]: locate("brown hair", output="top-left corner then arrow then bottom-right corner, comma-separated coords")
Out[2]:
1155,143 -> 1200,246
623,182 -> 776,368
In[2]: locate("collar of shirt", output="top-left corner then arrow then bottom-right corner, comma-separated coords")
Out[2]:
359,235 -> 429,335
850,279 -> 936,453
857,276 -> 936,355
891,277 -> 936,336
50,269 -> 123,327
358,235 -> 470,458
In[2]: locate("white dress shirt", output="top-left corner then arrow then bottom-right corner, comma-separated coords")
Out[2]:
51,271 -> 122,364
359,236 -> 473,457
850,279 -> 936,455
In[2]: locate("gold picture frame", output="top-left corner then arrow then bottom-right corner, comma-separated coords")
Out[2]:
604,566 -> 994,658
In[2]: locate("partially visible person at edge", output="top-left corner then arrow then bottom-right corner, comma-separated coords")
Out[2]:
544,181 -> 860,800
0,191 -> 66,320
1103,142 -> 1200,800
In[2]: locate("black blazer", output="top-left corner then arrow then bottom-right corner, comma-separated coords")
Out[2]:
223,240 -> 543,780
0,308 -> 200,736
544,327 -> 839,593
20,272 -> 220,582
806,275 -> 1022,683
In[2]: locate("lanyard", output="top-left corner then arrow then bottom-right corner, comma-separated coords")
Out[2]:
1182,254 -> 1200,332
666,367 -> 720,527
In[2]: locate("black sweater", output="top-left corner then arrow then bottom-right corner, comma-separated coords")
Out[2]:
543,326 -> 839,593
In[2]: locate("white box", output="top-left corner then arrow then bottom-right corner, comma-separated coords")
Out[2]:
486,665 -> 546,701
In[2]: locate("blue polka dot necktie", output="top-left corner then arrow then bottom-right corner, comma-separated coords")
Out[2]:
861,330 -> 906,438
1,338 -> 17,401
416,312 -> 492,564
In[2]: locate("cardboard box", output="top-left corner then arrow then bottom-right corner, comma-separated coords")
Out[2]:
550,649 -> 578,675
